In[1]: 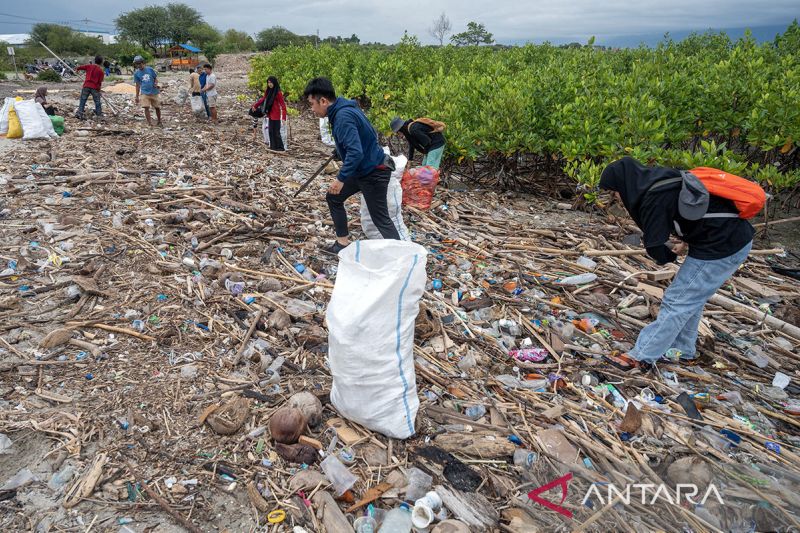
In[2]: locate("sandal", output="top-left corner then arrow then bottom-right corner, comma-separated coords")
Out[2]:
604,352 -> 641,371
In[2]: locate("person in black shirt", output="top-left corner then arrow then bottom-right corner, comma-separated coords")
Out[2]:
390,116 -> 446,169
600,157 -> 755,367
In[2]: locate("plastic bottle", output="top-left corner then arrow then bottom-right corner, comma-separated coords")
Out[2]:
378,505 -> 413,533
405,468 -> 433,501
557,273 -> 597,285
513,448 -> 539,467
320,454 -> 357,495
464,405 -> 486,420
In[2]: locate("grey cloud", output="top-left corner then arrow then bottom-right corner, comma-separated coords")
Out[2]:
4,0 -> 798,44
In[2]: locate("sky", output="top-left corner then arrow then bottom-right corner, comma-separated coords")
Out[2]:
1,0 -> 797,46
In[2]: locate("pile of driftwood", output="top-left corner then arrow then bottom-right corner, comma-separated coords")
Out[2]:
0,85 -> 798,532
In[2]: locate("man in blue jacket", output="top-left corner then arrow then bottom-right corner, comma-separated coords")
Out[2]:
304,77 -> 401,253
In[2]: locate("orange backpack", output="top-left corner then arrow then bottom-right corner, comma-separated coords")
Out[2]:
689,167 -> 767,220
413,117 -> 446,133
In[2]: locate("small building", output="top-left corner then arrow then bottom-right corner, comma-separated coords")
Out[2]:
167,43 -> 202,71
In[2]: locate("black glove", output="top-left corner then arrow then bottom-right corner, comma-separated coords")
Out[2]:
331,148 -> 341,162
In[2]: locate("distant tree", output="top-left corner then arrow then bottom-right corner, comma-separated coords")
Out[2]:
221,29 -> 255,52
429,12 -> 452,46
115,6 -> 170,54
450,21 -> 494,46
28,23 -> 103,54
187,23 -> 220,48
165,3 -> 203,44
256,26 -> 307,50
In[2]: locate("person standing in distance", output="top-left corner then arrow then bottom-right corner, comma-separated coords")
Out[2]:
303,77 -> 400,254
132,56 -> 162,127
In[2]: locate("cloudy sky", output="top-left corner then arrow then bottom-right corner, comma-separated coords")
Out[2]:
1,0 -> 797,45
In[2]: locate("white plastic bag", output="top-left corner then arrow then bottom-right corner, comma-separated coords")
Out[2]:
264,117 -> 289,150
361,153 -> 410,241
327,240 -> 428,439
319,117 -> 335,146
174,87 -> 189,106
15,99 -> 57,140
280,118 -> 288,150
0,97 -> 15,134
190,96 -> 204,117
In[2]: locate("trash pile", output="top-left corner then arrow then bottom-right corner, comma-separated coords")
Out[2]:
1,73 -> 799,532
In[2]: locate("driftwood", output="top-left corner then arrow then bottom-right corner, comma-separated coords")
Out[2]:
436,484 -> 500,529
709,293 -> 800,341
312,491 -> 355,533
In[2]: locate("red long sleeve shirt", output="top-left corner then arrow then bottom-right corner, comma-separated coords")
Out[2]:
77,64 -> 104,90
253,90 -> 287,120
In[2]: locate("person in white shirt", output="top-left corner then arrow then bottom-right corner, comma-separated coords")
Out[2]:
200,63 -> 218,124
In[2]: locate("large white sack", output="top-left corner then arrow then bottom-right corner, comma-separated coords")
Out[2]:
319,117 -> 335,146
0,97 -> 14,134
327,239 -> 428,439
15,100 -> 55,140
190,95 -> 205,117
33,101 -> 58,138
361,153 -> 410,241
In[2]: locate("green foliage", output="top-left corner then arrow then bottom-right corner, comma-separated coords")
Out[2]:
165,3 -> 203,44
115,3 -> 203,53
28,24 -> 104,54
255,26 -> 312,51
221,30 -> 255,53
37,69 -> 62,82
115,6 -> 169,53
450,22 -> 494,46
107,40 -> 153,67
250,24 -> 800,193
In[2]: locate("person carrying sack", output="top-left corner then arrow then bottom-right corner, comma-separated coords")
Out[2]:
391,116 -> 446,169
251,76 -> 287,150
599,157 -> 762,371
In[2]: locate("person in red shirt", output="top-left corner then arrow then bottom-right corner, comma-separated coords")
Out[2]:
251,76 -> 287,151
76,55 -> 105,119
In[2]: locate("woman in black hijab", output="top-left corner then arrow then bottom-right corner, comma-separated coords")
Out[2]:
251,76 -> 287,151
599,157 -> 754,369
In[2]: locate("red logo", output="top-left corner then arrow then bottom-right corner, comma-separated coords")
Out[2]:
527,472 -> 573,518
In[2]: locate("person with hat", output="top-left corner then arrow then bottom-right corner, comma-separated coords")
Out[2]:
390,116 -> 446,169
598,157 -> 755,370
132,56 -> 162,127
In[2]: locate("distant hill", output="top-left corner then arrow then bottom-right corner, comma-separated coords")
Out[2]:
503,23 -> 792,48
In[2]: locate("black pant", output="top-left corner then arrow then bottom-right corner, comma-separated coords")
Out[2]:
268,119 -> 285,151
44,105 -> 56,116
326,167 -> 400,240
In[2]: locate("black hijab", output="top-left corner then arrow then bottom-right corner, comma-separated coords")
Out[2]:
599,157 -> 681,225
261,76 -> 280,114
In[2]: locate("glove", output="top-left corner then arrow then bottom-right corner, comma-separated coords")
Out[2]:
331,148 -> 341,162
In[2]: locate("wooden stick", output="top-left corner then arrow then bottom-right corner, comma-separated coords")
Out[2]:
233,309 -> 263,365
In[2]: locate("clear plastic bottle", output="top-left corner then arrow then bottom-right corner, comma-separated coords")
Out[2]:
464,405 -> 486,420
378,506 -> 412,533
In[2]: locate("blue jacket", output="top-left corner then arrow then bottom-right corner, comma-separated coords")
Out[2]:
327,97 -> 385,182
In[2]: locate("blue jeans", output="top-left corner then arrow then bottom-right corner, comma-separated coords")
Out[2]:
422,145 -> 445,169
77,88 -> 102,117
201,93 -> 210,117
630,241 -> 753,363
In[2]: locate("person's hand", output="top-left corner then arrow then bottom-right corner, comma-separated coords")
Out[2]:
328,179 -> 344,195
668,241 -> 688,255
